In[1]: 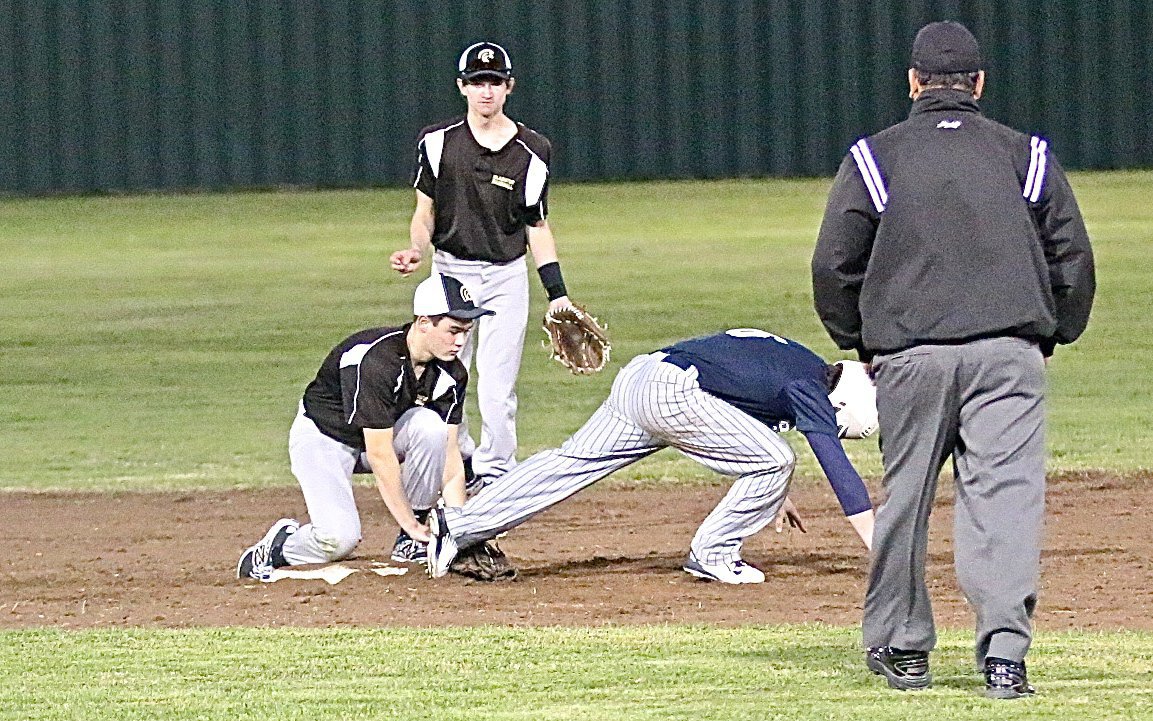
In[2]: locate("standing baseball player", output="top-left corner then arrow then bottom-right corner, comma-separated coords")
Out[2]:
426,329 -> 879,584
390,41 -> 576,490
812,21 -> 1095,698
237,275 -> 493,580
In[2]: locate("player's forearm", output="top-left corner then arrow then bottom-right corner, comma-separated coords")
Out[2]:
442,430 -> 466,507
847,508 -> 874,550
526,222 -> 559,266
408,216 -> 433,253
527,223 -> 571,303
408,191 -> 435,253
804,432 -> 873,517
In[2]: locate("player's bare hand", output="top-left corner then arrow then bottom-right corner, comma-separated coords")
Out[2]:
407,523 -> 431,544
547,296 -> 573,314
774,497 -> 807,534
390,248 -> 423,275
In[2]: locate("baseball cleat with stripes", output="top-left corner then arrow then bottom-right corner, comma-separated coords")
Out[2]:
426,504 -> 459,578
866,646 -> 932,690
237,518 -> 299,581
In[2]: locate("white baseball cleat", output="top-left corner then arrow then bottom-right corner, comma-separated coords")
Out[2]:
426,505 -> 459,579
682,551 -> 765,584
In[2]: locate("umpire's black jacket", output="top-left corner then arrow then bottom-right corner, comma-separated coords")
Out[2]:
812,88 -> 1095,360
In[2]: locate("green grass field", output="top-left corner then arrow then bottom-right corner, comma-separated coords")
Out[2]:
3,172 -> 1149,491
3,173 -> 1151,719
1,627 -> 1150,720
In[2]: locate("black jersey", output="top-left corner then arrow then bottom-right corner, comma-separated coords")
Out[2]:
413,117 -> 551,263
301,324 -> 468,450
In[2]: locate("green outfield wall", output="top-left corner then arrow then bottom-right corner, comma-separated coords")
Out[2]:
2,0 -> 1150,194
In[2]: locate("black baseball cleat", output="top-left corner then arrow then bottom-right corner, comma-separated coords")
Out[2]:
236,518 -> 299,581
984,657 -> 1035,699
866,646 -> 932,690
390,529 -> 429,564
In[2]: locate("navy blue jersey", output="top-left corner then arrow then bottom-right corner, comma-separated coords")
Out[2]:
662,329 -> 871,517
662,329 -> 838,436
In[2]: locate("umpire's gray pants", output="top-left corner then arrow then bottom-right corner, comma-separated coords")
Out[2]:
863,337 -> 1045,666
280,405 -> 448,565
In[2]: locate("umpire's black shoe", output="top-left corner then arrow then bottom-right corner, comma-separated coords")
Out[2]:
984,657 -> 1035,699
866,646 -> 932,690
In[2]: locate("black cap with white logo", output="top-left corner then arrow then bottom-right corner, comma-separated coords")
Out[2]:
458,42 -> 513,82
413,275 -> 494,321
911,21 -> 983,74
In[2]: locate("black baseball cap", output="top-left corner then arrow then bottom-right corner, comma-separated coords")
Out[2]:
413,274 -> 494,321
910,21 -> 983,73
458,42 -> 513,82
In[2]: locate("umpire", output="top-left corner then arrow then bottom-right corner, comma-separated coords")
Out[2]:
812,21 -> 1095,699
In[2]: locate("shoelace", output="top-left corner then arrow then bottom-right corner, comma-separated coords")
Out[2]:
892,656 -> 928,674
249,541 -> 274,579
873,648 -> 928,675
986,661 -> 1027,686
395,539 -> 427,559
250,524 -> 296,578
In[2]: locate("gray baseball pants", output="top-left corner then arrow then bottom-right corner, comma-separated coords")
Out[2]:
280,405 -> 448,565
432,251 -> 529,481
444,352 -> 794,564
863,337 -> 1046,666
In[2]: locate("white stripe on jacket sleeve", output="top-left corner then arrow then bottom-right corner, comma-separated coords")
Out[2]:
1023,135 -> 1049,203
849,139 -> 888,213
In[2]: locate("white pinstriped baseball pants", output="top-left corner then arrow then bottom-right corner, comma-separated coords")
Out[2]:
445,352 -> 795,564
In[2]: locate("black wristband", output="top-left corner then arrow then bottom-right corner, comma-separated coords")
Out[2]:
537,261 -> 568,301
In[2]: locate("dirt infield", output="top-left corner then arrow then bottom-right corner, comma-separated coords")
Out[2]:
3,471 -> 1149,631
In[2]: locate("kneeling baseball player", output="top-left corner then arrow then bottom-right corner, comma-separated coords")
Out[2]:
427,328 -> 879,584
237,275 -> 492,581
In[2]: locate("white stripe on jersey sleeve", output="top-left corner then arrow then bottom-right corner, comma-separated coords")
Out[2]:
1023,135 -> 1049,203
339,343 -> 375,369
339,331 -> 403,424
849,139 -> 888,213
421,122 -> 463,180
517,139 -> 549,211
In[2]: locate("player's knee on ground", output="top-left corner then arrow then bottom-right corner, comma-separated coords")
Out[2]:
308,526 -> 361,562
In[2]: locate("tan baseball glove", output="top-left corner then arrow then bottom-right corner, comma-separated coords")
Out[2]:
449,541 -> 518,582
543,304 -> 611,375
